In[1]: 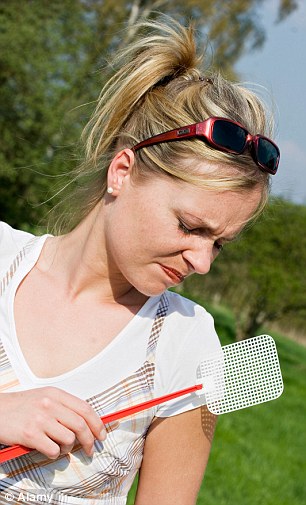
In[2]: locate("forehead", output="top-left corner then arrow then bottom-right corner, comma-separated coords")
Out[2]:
177,179 -> 260,218
137,173 -> 263,237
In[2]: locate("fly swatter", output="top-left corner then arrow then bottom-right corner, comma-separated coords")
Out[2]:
0,334 -> 283,464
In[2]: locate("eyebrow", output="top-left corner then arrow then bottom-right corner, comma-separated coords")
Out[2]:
182,212 -> 241,243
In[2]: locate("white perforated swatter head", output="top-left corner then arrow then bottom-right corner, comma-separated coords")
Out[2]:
198,334 -> 284,415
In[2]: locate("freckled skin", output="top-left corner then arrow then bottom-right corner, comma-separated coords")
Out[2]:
102,167 -> 262,298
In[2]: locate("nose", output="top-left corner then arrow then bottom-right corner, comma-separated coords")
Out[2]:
182,243 -> 214,276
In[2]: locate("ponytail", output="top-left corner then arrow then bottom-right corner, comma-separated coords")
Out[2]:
84,18 -> 201,163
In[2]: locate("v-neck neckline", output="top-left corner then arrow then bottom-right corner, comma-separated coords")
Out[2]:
7,234 -> 159,383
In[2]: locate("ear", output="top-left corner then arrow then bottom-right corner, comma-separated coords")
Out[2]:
107,149 -> 135,196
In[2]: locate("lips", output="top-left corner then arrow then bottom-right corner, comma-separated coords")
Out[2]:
160,265 -> 185,283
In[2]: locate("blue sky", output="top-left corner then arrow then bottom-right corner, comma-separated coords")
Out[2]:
234,0 -> 306,205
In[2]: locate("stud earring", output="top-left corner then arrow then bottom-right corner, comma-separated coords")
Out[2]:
107,187 -> 114,194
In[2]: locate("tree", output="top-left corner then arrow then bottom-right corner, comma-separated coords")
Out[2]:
0,0 -> 297,229
182,198 -> 306,339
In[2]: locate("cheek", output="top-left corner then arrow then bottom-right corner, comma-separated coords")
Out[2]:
106,218 -> 150,270
105,195 -> 179,262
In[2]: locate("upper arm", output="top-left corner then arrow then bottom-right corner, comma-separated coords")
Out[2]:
134,406 -> 217,505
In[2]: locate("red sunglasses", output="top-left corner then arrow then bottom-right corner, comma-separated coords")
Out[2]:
132,116 -> 280,175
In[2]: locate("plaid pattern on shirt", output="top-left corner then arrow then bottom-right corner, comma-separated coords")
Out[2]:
0,239 -> 169,504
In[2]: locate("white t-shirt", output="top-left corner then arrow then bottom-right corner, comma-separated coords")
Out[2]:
0,221 -> 221,504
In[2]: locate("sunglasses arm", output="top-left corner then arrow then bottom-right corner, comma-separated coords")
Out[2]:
133,124 -> 199,151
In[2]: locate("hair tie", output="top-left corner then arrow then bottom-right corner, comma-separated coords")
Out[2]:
155,73 -> 178,87
199,77 -> 214,85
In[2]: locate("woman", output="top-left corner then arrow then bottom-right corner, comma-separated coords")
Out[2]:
0,17 -> 279,505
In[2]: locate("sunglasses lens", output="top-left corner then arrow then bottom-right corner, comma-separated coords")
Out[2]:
212,120 -> 247,153
257,138 -> 279,172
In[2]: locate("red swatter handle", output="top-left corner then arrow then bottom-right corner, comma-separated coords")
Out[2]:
0,384 -> 202,464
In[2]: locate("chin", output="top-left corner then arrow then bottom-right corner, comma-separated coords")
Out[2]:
139,286 -> 168,298
125,265 -> 173,298
134,280 -> 169,298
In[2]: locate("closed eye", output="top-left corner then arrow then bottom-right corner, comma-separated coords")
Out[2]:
178,220 -> 197,235
178,220 -> 223,252
214,241 -> 223,252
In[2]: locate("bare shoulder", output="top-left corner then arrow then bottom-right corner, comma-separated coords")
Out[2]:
135,406 -> 217,505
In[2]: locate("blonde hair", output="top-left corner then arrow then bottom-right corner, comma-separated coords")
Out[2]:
50,16 -> 275,233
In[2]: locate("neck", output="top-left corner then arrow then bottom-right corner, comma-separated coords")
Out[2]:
37,203 -> 145,305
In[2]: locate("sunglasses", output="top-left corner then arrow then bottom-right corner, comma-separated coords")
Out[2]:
132,116 -> 280,175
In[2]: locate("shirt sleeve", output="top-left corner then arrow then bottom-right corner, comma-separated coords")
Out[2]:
153,292 -> 221,417
0,221 -> 33,276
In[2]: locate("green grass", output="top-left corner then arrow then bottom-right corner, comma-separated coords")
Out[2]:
127,303 -> 306,504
